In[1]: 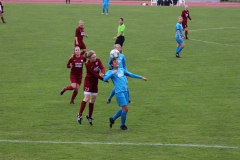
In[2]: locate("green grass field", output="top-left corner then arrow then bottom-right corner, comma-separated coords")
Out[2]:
0,4 -> 240,160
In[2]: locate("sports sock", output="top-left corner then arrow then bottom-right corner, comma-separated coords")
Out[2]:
121,111 -> 127,126
71,90 -> 78,102
88,103 -> 94,118
108,88 -> 115,100
127,88 -> 130,101
80,50 -> 86,56
66,86 -> 73,90
102,8 -> 105,13
113,109 -> 122,120
1,17 -> 5,23
79,101 -> 87,116
185,30 -> 188,37
106,8 -> 109,14
177,46 -> 184,53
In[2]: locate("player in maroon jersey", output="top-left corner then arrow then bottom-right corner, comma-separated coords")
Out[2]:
60,46 -> 86,104
75,20 -> 88,56
0,0 -> 6,23
181,5 -> 193,39
76,50 -> 107,126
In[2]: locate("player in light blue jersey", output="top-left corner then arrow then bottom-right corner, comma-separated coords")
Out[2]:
103,58 -> 147,130
175,16 -> 185,58
106,44 -> 130,104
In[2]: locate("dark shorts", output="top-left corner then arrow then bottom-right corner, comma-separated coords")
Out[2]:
83,80 -> 98,93
70,74 -> 82,85
75,41 -> 86,50
115,36 -> 125,47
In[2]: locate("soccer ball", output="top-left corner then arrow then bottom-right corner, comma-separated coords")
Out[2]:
110,49 -> 120,58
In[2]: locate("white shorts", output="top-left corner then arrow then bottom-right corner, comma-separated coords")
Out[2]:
84,92 -> 98,96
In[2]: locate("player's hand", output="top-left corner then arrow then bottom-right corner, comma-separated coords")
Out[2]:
142,77 -> 147,81
70,63 -> 73,68
126,76 -> 129,79
85,35 -> 88,38
112,70 -> 117,74
113,37 -> 117,40
76,42 -> 79,45
191,20 -> 193,22
100,73 -> 104,77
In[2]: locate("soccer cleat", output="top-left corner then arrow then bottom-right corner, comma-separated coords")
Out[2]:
60,87 -> 66,95
128,100 -> 132,104
3,21 -> 6,23
109,117 -> 115,128
86,115 -> 94,126
120,125 -> 128,130
185,36 -> 189,40
106,13 -> 108,15
76,114 -> 82,124
106,99 -> 111,104
176,54 -> 180,58
70,101 -> 75,104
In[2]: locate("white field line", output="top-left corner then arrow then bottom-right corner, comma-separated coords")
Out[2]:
0,140 -> 238,149
190,38 -> 240,47
189,27 -> 237,32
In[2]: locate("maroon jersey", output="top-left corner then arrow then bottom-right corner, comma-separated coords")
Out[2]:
0,2 -> 4,13
84,58 -> 105,85
181,10 -> 191,23
67,55 -> 86,76
75,27 -> 85,43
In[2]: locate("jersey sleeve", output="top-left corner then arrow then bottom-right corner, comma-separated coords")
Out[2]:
121,55 -> 128,71
67,58 -> 73,68
121,25 -> 125,32
176,24 -> 181,30
123,69 -> 142,79
181,11 -> 184,18
86,63 -> 103,80
98,59 -> 106,75
103,70 -> 113,82
75,28 -> 78,37
188,11 -> 192,20
108,57 -> 113,69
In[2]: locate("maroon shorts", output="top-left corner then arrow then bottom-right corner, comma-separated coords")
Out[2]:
75,41 -> 86,50
83,80 -> 98,93
182,22 -> 188,29
70,74 -> 82,85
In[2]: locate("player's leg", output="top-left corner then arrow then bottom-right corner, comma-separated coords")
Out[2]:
106,5 -> 109,15
107,88 -> 115,104
80,42 -> 87,56
86,93 -> 97,126
60,74 -> 76,95
0,13 -> 5,23
70,83 -> 80,104
184,26 -> 189,39
102,6 -> 105,14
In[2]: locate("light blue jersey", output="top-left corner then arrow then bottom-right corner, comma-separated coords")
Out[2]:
104,68 -> 142,94
175,22 -> 183,38
108,53 -> 127,71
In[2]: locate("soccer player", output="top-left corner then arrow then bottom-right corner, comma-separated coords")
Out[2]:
75,20 -> 88,56
113,18 -> 126,47
76,51 -> 106,126
181,5 -> 193,39
0,0 -> 6,23
60,46 -> 86,104
102,0 -> 110,15
103,59 -> 147,130
175,16 -> 185,58
106,44 -> 130,104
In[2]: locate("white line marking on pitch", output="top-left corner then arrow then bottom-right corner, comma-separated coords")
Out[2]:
189,27 -> 237,32
190,38 -> 240,47
0,140 -> 238,149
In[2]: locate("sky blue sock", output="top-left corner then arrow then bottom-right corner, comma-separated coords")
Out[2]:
176,46 -> 179,53
106,8 -> 109,13
177,46 -> 184,54
108,88 -> 115,100
113,109 -> 122,120
121,111 -> 127,126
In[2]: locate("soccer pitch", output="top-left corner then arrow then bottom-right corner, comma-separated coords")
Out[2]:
0,4 -> 239,159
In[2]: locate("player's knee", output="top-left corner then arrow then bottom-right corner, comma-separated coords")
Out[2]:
83,95 -> 90,102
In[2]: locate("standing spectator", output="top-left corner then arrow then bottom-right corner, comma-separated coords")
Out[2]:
102,0 -> 110,15
172,0 -> 178,6
60,46 -> 86,104
113,18 -> 126,47
76,51 -> 106,126
0,0 -> 6,23
75,20 -> 88,56
175,16 -> 185,58
66,0 -> 70,4
164,0 -> 172,6
181,5 -> 193,39
104,59 -> 147,130
157,0 -> 163,6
